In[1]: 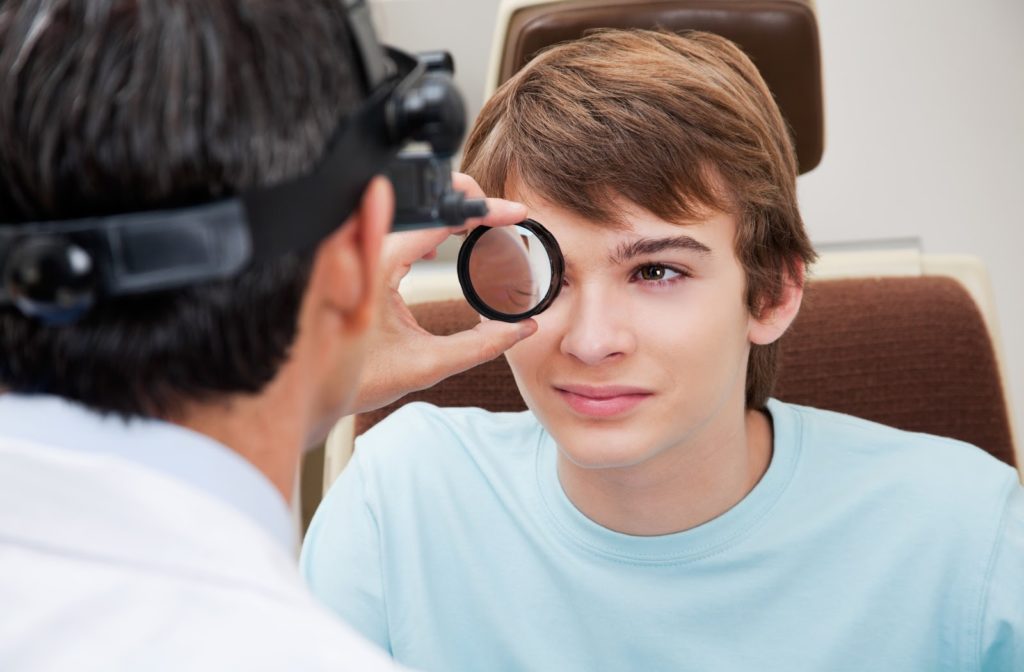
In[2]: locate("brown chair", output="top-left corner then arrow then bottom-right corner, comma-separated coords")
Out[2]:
355,276 -> 1018,468
484,0 -> 825,174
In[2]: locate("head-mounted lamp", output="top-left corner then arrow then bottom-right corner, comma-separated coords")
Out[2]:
0,1 -> 482,324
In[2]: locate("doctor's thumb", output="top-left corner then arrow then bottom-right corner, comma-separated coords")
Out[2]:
432,318 -> 538,379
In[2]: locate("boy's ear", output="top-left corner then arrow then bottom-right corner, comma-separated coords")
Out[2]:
748,259 -> 805,346
307,176 -> 393,333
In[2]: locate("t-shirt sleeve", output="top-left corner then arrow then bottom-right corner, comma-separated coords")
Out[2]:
978,481 -> 1024,671
300,451 -> 391,655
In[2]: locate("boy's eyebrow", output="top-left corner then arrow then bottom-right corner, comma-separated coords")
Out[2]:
610,235 -> 713,264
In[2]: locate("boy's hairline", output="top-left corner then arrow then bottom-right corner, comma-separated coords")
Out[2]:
501,166 -> 740,234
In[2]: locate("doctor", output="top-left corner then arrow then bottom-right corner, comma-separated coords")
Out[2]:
0,0 -> 532,669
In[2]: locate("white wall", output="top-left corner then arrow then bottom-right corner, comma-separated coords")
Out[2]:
801,0 -> 1024,445
370,0 -> 1024,445
369,0 -> 499,136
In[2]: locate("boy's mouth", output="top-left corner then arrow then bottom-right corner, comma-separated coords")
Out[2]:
553,384 -> 653,418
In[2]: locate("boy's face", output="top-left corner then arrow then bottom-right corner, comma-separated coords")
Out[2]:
504,189 -> 765,471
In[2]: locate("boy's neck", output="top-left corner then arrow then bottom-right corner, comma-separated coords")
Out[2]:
556,408 -> 774,537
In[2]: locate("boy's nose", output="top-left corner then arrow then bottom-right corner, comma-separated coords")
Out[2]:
558,286 -> 636,366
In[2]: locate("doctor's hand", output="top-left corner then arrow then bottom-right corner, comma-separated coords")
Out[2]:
351,173 -> 538,415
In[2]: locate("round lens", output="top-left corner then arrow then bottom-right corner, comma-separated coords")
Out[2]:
457,219 -> 563,322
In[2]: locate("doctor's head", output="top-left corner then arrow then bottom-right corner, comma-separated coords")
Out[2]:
0,0 -> 390,436
461,29 -> 816,468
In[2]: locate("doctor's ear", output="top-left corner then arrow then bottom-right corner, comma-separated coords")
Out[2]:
747,259 -> 805,346
307,176 -> 394,333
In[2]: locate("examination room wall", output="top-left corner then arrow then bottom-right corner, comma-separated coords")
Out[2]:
369,0 -> 1024,448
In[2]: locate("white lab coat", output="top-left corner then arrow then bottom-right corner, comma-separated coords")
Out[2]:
0,436 -> 403,671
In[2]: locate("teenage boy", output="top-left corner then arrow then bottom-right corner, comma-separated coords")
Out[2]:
302,29 -> 1023,671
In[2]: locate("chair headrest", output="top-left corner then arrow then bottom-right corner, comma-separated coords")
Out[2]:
492,0 -> 824,173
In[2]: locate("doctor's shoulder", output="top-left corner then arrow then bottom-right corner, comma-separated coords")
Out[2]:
157,588 -> 403,671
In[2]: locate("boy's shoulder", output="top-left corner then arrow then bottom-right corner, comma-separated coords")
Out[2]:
772,399 -> 1018,514
361,402 -> 538,446
352,402 -> 542,479
777,399 -> 1010,465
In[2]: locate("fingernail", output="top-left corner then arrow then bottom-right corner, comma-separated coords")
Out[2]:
492,199 -> 528,218
516,319 -> 538,338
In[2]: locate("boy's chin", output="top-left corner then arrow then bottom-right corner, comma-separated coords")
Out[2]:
554,434 -> 655,471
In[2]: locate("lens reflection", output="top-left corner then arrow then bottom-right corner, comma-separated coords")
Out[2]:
458,220 -> 563,321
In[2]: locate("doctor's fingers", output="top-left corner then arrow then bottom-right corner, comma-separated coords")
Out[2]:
450,173 -> 528,233
417,317 -> 539,387
381,227 -> 453,288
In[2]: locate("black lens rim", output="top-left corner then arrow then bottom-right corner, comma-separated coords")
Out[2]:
457,218 -> 564,322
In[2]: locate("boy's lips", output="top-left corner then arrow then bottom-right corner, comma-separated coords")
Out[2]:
553,384 -> 653,418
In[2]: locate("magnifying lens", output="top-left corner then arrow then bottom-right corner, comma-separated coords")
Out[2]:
457,218 -> 564,322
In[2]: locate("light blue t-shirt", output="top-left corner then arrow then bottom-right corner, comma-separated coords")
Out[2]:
302,400 -> 1023,671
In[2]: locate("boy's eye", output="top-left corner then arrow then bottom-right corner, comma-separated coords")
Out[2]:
634,264 -> 682,282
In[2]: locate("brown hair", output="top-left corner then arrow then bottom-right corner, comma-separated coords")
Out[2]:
461,29 -> 817,408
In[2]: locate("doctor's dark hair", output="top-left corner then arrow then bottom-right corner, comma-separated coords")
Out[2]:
0,0 -> 364,417
462,29 -> 817,410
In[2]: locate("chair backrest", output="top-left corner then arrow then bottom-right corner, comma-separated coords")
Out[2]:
354,276 -> 1017,469
484,0 -> 825,174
